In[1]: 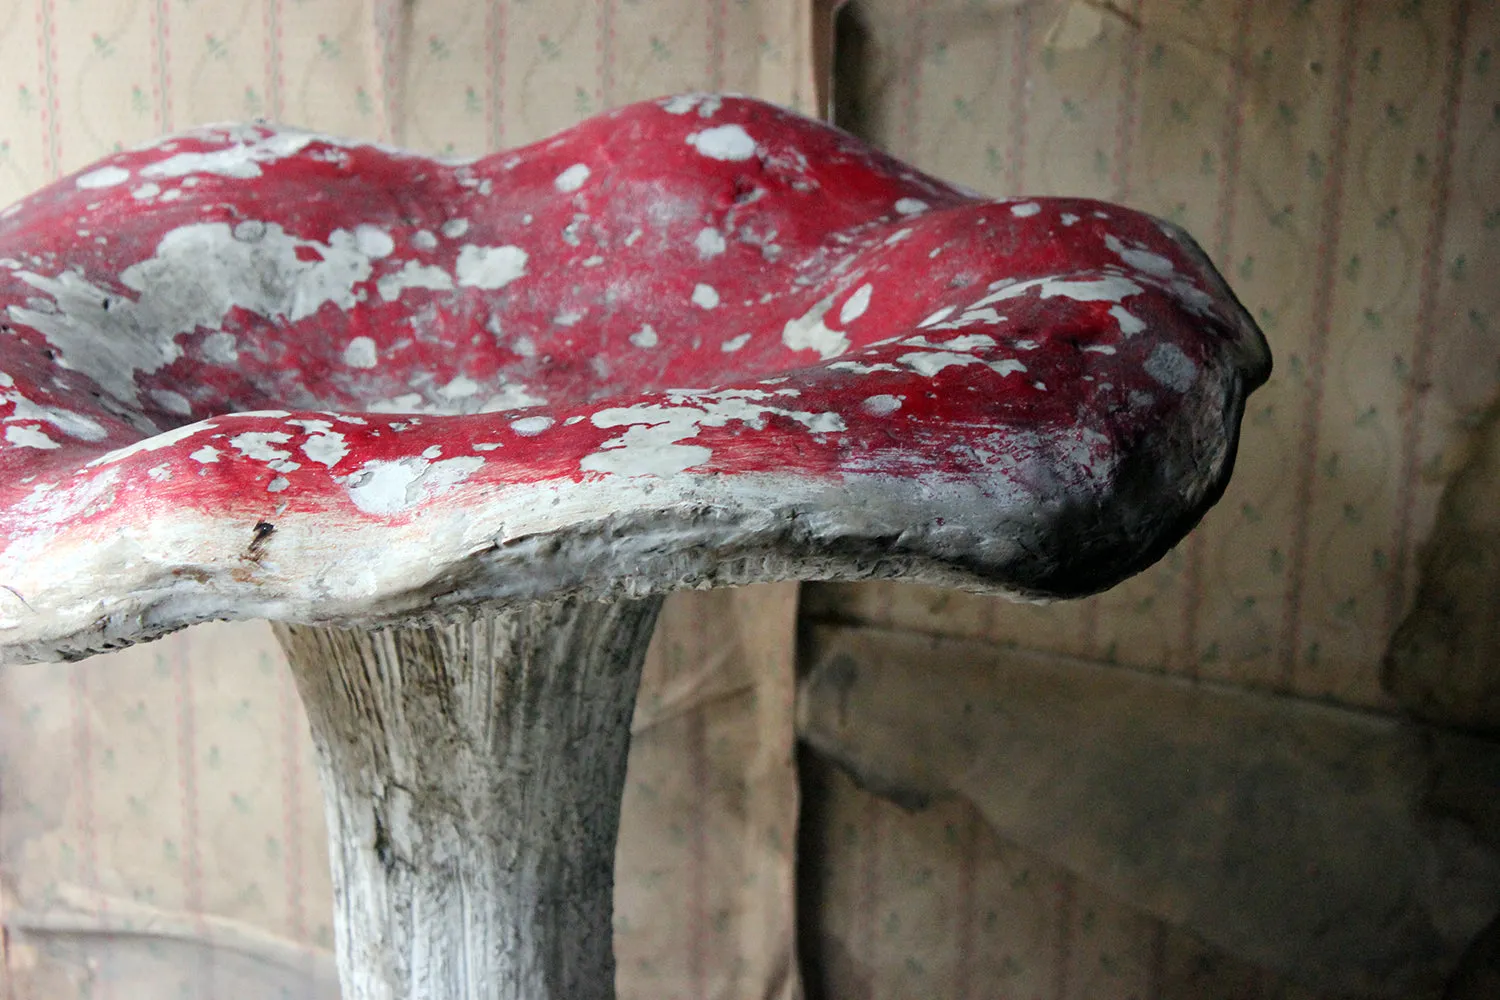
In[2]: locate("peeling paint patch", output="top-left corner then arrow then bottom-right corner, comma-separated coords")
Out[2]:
1010,202 -> 1041,218
343,336 -> 378,368
686,125 -> 756,161
455,244 -> 528,289
721,333 -> 751,352
629,325 -> 659,348
694,228 -> 726,258
862,394 -> 901,416
894,198 -> 928,215
4,425 -> 60,449
1144,343 -> 1198,393
86,420 -> 216,467
840,284 -> 873,325
510,416 -> 553,436
554,164 -> 591,193
345,455 -> 485,515
377,261 -> 454,301
692,284 -> 720,309
1111,305 -> 1146,336
781,294 -> 848,360
76,166 -> 131,189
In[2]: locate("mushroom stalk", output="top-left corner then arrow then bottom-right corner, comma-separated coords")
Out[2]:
273,595 -> 664,1000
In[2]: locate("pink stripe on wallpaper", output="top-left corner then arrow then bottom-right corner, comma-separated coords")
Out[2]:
1281,1 -> 1362,692
486,0 -> 507,148
1183,0 -> 1256,678
1009,4 -> 1032,195
70,664 -> 105,999
264,0 -> 285,121
1388,0 -> 1471,637
36,0 -> 60,178
152,0 -> 174,133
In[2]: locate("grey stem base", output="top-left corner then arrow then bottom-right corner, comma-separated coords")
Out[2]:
273,595 -> 665,1000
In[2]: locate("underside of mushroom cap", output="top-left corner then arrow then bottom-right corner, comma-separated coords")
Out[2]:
0,94 -> 1270,663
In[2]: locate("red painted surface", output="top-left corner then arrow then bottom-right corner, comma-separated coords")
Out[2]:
0,95 -> 1269,648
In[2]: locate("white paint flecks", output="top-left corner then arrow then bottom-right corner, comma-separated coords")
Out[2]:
894,198 -> 928,216
354,225 -> 395,259
345,455 -> 485,515
1105,234 -> 1175,277
293,421 -> 350,468
1010,202 -> 1041,218
140,129 -> 318,180
76,166 -> 131,190
412,230 -> 438,251
231,431 -> 300,473
862,395 -> 901,416
190,444 -> 220,463
919,306 -> 956,328
377,261 -> 455,302
781,294 -> 848,360
1060,213 -> 1080,226
990,359 -> 1027,377
4,425 -> 59,449
969,274 -> 1142,311
440,218 -> 470,239
343,336 -> 378,369
1111,305 -> 1146,336
839,284 -> 873,325
1144,343 -> 1198,393
694,228 -> 726,259
686,125 -> 756,161
554,164 -> 591,193
86,420 -> 216,467
132,183 -> 162,200
629,325 -> 659,349
438,376 -> 481,401
662,94 -> 722,117
149,389 -> 193,416
721,333 -> 751,353
582,393 -> 845,478
899,351 -> 985,377
455,245 -> 528,289
10,221 -> 383,406
510,416 -> 553,436
1,386 -> 108,442
200,331 -> 239,364
691,284 -> 720,310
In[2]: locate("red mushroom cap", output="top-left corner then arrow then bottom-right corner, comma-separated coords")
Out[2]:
0,94 -> 1269,662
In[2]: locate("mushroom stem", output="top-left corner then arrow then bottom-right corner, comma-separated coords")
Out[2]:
272,595 -> 664,1000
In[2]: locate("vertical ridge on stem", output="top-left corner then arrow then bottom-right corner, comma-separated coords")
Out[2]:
274,595 -> 665,1000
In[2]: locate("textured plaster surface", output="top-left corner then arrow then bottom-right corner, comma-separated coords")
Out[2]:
0,96 -> 1270,663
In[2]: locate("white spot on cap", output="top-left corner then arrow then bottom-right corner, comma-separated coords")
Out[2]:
894,198 -> 928,215
630,325 -> 659,348
686,125 -> 756,161
190,444 -> 220,463
343,336 -> 378,368
441,218 -> 470,238
1010,202 -> 1041,218
694,227 -> 726,258
781,294 -> 849,360
76,166 -> 131,189
1144,343 -> 1198,392
839,283 -> 873,325
149,388 -> 192,416
554,163 -> 591,192
456,244 -> 528,289
692,284 -> 720,309
862,394 -> 901,416
1060,213 -> 1080,226
346,455 -> 484,515
919,305 -> 956,328
354,225 -> 394,259
132,183 -> 161,200
412,230 -> 438,250
511,416 -> 553,436
5,425 -> 59,449
721,332 -> 751,352
1110,305 -> 1146,336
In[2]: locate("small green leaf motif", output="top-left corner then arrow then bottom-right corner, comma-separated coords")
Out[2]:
244,86 -> 263,116
953,97 -> 975,122
205,34 -> 227,60
1363,307 -> 1383,330
1306,151 -> 1324,180
1372,549 -> 1388,571
356,86 -> 374,117
1061,97 -> 1082,121
1269,548 -> 1285,575
428,35 -> 451,60
91,33 -> 114,58
650,36 -> 670,61
318,35 -> 341,59
539,35 -> 561,61
574,87 -> 592,115
1343,502 -> 1363,524
17,85 -> 35,114
1450,255 -> 1467,281
1344,254 -> 1361,281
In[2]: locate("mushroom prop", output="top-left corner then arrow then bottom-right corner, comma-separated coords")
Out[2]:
0,96 -> 1270,1000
